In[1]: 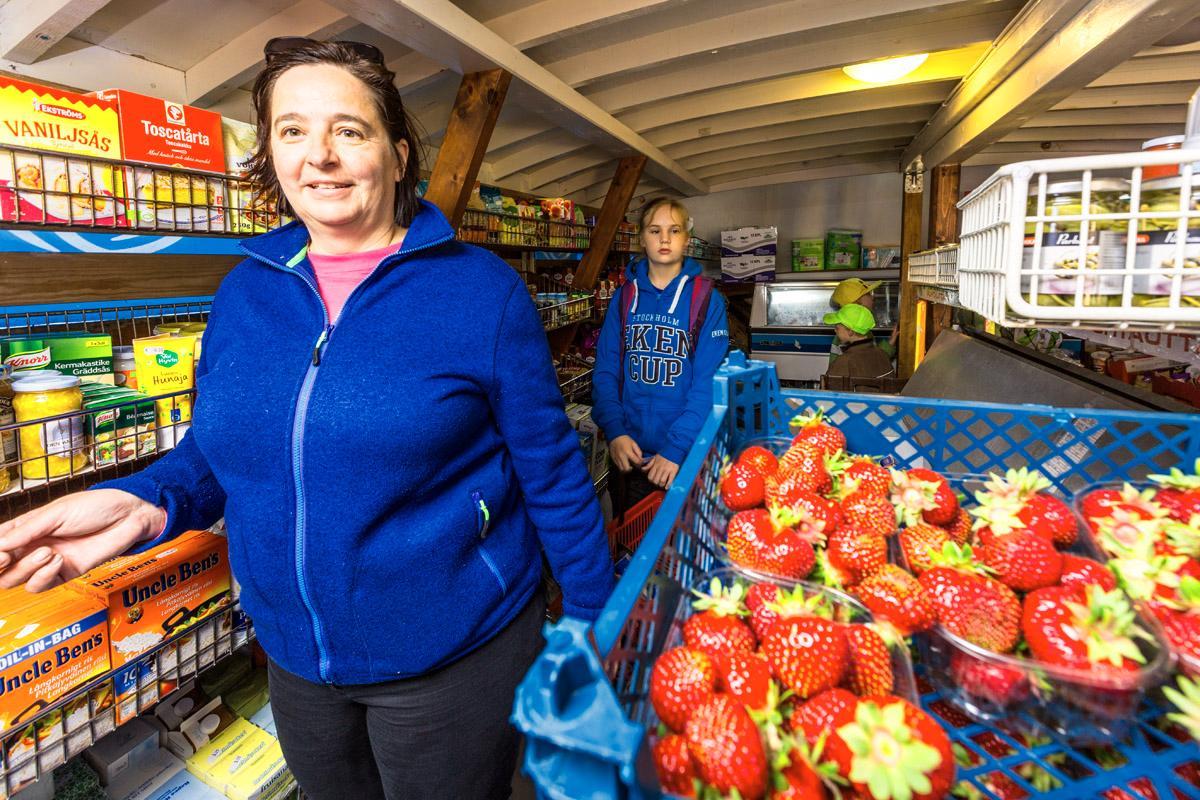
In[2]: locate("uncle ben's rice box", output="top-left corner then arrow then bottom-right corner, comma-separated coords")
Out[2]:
68,530 -> 231,670
0,584 -> 110,738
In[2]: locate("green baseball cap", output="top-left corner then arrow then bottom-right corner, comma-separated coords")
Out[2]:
823,303 -> 876,335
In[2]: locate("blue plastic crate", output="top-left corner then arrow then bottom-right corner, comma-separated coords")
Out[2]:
513,353 -> 1200,800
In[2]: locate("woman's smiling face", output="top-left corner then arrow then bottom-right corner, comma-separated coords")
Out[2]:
268,63 -> 409,248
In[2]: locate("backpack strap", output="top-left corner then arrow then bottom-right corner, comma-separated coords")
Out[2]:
686,276 -> 714,357
616,280 -> 636,400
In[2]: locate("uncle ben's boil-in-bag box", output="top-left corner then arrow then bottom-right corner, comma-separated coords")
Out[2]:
0,76 -> 127,226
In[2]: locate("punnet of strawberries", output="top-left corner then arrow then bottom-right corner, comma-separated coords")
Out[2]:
648,572 -> 955,800
1077,460 -> 1200,677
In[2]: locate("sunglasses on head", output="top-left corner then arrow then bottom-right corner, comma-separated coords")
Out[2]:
264,36 -> 385,65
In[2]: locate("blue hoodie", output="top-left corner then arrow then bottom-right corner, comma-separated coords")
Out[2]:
96,200 -> 614,685
591,257 -> 729,465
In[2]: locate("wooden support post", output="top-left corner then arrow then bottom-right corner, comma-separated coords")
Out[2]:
423,69 -> 511,229
897,166 -> 924,380
549,154 -> 647,355
925,164 -> 961,352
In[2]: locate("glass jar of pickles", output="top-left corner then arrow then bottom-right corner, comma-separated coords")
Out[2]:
1024,180 -> 1129,306
13,375 -> 88,480
1133,176 -> 1200,305
0,364 -> 14,493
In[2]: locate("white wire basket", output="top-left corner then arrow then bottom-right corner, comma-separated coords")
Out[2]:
908,245 -> 958,288
956,148 -> 1200,331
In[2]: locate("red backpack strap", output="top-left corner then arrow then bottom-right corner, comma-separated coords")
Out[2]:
616,281 -> 636,400
687,276 -> 713,357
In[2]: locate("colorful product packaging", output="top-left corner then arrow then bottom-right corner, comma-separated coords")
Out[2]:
221,117 -> 283,235
791,238 -> 824,271
825,229 -> 863,270
83,388 -> 157,467
721,226 -> 777,283
0,585 -> 110,742
131,334 -> 196,450
0,76 -> 128,227
1,331 -> 114,384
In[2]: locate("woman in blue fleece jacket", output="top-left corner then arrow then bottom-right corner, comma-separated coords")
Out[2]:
0,39 -> 613,800
593,198 -> 729,518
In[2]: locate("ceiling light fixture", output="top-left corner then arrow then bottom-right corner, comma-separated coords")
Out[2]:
843,53 -> 929,83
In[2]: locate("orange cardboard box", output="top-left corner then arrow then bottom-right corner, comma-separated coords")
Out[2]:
0,584 -> 110,742
91,89 -> 226,231
0,76 -> 127,226
69,530 -> 231,670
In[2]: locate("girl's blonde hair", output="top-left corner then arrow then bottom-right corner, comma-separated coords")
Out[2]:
639,197 -> 692,233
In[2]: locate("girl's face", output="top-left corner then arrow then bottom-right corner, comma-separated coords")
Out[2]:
268,63 -> 409,246
641,205 -> 688,270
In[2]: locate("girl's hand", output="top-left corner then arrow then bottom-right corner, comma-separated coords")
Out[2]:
642,455 -> 679,489
609,435 -> 643,472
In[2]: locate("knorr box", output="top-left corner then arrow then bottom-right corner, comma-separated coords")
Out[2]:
84,390 -> 157,467
0,76 -> 127,226
0,584 -> 110,739
1,332 -> 114,384
69,530 -> 231,670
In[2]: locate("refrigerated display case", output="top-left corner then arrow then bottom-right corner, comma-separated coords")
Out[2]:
748,269 -> 899,381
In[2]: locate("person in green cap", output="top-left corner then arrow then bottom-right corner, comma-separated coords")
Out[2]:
828,277 -> 897,363
824,304 -> 895,380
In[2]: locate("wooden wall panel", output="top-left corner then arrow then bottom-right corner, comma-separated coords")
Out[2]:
0,253 -> 240,305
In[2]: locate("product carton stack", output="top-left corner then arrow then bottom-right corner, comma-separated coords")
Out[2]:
720,226 -> 777,283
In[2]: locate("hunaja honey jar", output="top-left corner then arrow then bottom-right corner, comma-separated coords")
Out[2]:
13,374 -> 88,480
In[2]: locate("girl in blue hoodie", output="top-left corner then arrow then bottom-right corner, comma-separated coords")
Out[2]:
593,199 -> 729,518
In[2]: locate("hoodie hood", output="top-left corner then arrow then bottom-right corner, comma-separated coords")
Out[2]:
623,256 -> 707,317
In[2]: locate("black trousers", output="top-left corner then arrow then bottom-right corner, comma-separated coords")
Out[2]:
267,592 -> 546,800
608,461 -> 660,524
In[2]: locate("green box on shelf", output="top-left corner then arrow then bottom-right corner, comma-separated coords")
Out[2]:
1,331 -> 114,382
791,238 -> 824,271
825,229 -> 862,270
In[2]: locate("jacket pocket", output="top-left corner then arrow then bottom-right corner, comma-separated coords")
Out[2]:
472,490 -> 507,596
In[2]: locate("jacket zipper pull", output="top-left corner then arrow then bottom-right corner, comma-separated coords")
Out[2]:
472,491 -> 491,539
312,326 -> 332,366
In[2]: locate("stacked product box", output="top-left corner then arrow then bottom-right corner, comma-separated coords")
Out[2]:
720,226 -> 777,283
221,118 -> 285,235
565,404 -> 608,484
0,76 -> 128,227
80,381 -> 157,467
0,332 -> 114,384
91,89 -> 226,232
790,238 -> 823,271
825,228 -> 863,269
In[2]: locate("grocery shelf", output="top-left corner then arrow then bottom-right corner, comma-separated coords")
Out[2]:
0,608 -> 252,798
0,301 -> 211,342
557,364 -> 593,404
539,294 -> 593,332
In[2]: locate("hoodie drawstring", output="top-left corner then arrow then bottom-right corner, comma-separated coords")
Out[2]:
630,280 -> 640,315
667,274 -> 690,315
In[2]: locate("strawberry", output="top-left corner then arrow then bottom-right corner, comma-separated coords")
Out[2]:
949,650 -> 1030,707
825,527 -> 887,586
1108,551 -> 1190,604
722,460 -> 766,511
1165,518 -> 1200,559
1150,460 -> 1200,522
738,444 -> 780,479
916,543 -> 990,605
840,491 -> 897,539
1080,484 -> 1165,526
788,688 -> 859,744
975,468 -> 1077,546
853,564 -> 937,636
1058,553 -> 1118,592
1148,598 -> 1200,668
770,489 -> 841,535
843,624 -> 894,697
762,617 -> 850,699
685,694 -> 769,799
789,411 -> 846,457
938,509 -> 972,545
770,744 -> 830,800
827,696 -> 954,800
746,581 -> 782,615
898,523 -> 949,575
891,468 -> 958,527
684,579 -> 756,658
978,529 -> 1064,592
650,646 -> 718,732
773,443 -> 833,495
726,509 -> 818,580
652,733 -> 697,797
715,651 -> 774,712
836,456 -> 893,499
1163,675 -> 1200,742
751,584 -> 834,641
1022,585 -> 1153,677
1092,508 -> 1169,560
925,569 -> 1022,654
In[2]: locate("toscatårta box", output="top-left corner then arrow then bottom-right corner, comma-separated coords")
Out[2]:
0,584 -> 111,744
0,76 -> 128,227
91,89 -> 226,232
68,530 -> 232,671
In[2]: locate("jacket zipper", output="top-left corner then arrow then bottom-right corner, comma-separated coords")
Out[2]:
243,233 -> 453,683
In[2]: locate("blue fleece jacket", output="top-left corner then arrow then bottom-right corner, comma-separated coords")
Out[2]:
96,200 -> 614,685
591,257 -> 729,465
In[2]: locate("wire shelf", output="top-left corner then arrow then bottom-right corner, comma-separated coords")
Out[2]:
459,208 -> 592,251
0,301 -> 211,346
538,293 -> 593,332
557,357 -> 594,404
0,608 -> 252,798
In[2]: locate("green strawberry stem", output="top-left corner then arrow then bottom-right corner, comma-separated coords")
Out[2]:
1063,586 -> 1152,667
836,701 -> 942,800
691,578 -> 750,617
1149,459 -> 1200,490
1164,675 -> 1200,741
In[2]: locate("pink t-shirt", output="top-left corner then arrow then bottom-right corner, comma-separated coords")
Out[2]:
308,241 -> 404,320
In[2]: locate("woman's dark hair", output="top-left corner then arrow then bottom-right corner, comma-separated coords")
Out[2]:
245,39 -> 425,228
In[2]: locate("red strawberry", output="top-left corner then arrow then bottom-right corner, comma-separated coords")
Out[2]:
722,460 -> 766,512
773,443 -> 832,495
826,696 -> 955,800
715,651 -> 774,712
650,646 -> 717,732
1023,585 -> 1153,677
1021,492 -> 1077,546
652,733 -> 697,797
789,411 -> 846,457
949,650 -> 1030,707
891,468 -> 958,527
772,489 -> 841,535
925,569 -> 1022,654
1081,484 -> 1165,526
898,523 -> 949,575
853,564 -> 936,635
976,468 -> 1077,545
843,624 -> 894,697
737,445 -> 780,479
837,457 -> 893,499
762,617 -> 849,698
750,584 -> 833,641
825,527 -> 887,586
1150,460 -> 1200,522
1147,596 -> 1200,668
685,694 -> 769,799
746,581 -> 782,614
684,579 -> 756,658
840,491 -> 897,539
726,509 -> 818,580
1059,553 -> 1118,592
770,745 -> 830,800
788,688 -> 859,744
1092,507 -> 1169,561
978,529 -> 1064,592
938,509 -> 972,545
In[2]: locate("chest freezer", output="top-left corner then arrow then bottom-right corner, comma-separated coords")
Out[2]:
749,270 -> 899,382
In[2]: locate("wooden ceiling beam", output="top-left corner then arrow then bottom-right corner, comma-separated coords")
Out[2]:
0,36 -> 185,97
485,0 -> 683,51
0,0 -> 114,64
682,124 -> 926,171
697,140 -> 911,182
904,0 -> 1200,168
707,159 -> 901,193
1027,106 -> 1187,126
1086,51 -> 1200,88
1002,124 -> 1183,142
1051,80 -> 1199,110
